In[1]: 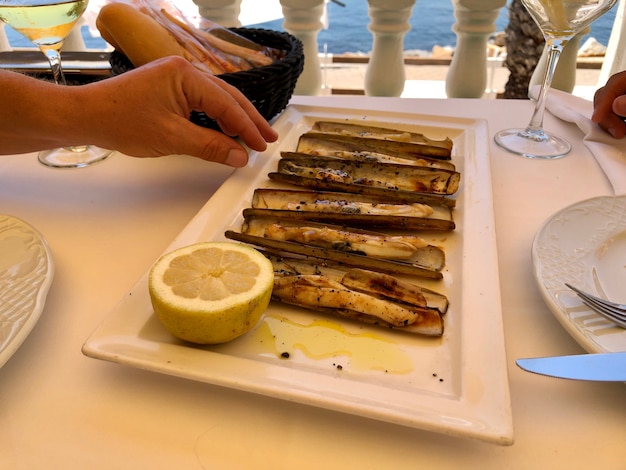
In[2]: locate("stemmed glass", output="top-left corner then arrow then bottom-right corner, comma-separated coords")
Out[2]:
0,0 -> 112,168
495,0 -> 618,159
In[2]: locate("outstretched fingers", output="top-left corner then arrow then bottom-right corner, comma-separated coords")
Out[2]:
195,74 -> 279,151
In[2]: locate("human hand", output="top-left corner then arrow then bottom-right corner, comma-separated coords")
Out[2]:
81,56 -> 279,166
592,70 -> 626,139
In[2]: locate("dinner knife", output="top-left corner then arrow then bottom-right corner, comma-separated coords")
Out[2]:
516,352 -> 626,381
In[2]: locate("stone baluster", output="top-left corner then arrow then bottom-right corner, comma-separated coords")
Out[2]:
192,0 -> 242,27
365,0 -> 415,97
0,24 -> 10,52
0,21 -> 87,52
279,0 -> 326,95
528,28 -> 588,96
64,20 -> 88,51
447,0 -> 507,98
599,0 -> 626,87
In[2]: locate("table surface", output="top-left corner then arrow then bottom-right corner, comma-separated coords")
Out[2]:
2,95 -> 625,469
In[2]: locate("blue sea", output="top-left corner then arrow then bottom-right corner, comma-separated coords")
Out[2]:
249,0 -> 618,54
3,0 -> 618,54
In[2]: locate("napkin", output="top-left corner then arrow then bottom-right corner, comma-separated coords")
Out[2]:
544,86 -> 626,195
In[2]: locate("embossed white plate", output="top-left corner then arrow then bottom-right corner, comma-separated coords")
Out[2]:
0,215 -> 54,368
83,105 -> 512,445
532,195 -> 626,353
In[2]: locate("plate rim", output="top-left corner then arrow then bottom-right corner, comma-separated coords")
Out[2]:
0,214 -> 55,368
531,194 -> 626,353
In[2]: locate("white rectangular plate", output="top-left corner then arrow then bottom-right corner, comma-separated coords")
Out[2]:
83,104 -> 513,445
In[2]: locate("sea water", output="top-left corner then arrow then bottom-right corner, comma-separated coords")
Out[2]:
2,0 -> 618,54
253,0 -> 618,55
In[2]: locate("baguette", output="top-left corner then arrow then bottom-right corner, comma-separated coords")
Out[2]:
96,2 -> 192,67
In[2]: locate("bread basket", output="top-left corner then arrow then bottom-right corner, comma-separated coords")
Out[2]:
109,28 -> 304,130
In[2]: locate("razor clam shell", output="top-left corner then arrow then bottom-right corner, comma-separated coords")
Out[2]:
250,188 -> 455,231
244,207 -> 454,231
271,275 -> 443,335
281,150 -> 456,171
329,306 -> 443,336
274,156 -> 460,196
267,253 -> 449,315
297,131 -> 451,160
312,120 -> 453,152
266,173 -> 457,208
240,215 -> 445,271
224,231 -> 444,280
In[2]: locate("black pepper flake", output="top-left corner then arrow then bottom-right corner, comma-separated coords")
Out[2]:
280,352 -> 290,359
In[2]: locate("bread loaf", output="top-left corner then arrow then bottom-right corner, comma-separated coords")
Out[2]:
96,2 -> 190,67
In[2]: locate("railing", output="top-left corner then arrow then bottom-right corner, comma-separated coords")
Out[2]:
2,0 -> 624,98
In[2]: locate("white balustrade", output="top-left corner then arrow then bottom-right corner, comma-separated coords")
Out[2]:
279,0 -> 326,95
446,0 -> 507,98
1,0 -> 623,99
365,0 -> 416,97
63,20 -> 88,51
193,0 -> 243,27
0,24 -> 9,52
0,20 -> 87,52
529,28 -> 588,96
599,0 -> 626,87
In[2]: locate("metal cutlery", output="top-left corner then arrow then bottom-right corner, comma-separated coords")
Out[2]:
516,351 -> 626,381
565,283 -> 626,329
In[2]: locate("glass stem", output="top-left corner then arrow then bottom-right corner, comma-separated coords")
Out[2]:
41,45 -> 66,86
525,38 -> 566,133
40,44 -> 89,152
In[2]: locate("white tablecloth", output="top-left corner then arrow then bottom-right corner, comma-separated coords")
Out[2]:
1,96 -> 624,469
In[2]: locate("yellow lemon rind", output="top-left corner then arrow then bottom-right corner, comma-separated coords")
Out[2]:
148,241 -> 274,344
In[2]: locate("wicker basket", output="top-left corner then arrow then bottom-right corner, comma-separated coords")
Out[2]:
109,28 -> 304,130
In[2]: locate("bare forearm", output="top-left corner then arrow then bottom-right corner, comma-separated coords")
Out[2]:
0,70 -> 90,154
0,58 -> 278,165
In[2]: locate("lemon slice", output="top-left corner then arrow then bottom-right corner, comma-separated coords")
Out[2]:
148,241 -> 274,344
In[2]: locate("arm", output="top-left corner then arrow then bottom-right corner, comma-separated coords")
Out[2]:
0,57 -> 278,166
592,70 -> 626,139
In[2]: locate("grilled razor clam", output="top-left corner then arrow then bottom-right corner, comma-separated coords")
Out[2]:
224,231 -> 444,279
274,156 -> 460,195
242,216 -> 444,268
264,224 -> 423,260
297,131 -> 451,160
253,188 -> 435,217
244,208 -> 455,232
341,269 -> 449,315
280,151 -> 456,171
268,253 -> 349,280
250,188 -> 455,231
272,275 -> 443,336
267,254 -> 448,315
267,172 -> 457,209
312,121 -> 453,153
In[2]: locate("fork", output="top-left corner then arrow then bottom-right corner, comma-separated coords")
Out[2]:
565,283 -> 626,329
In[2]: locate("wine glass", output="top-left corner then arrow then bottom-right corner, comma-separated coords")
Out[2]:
494,0 -> 618,159
0,0 -> 112,168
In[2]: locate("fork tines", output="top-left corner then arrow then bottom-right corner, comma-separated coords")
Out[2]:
565,283 -> 626,329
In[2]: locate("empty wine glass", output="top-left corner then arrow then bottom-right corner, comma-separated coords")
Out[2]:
0,0 -> 112,168
495,0 -> 618,159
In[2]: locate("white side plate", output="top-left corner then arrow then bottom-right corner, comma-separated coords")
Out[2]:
533,195 -> 626,353
0,215 -> 54,368
83,104 -> 512,445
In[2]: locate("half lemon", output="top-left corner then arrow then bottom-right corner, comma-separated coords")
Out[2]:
148,241 -> 274,344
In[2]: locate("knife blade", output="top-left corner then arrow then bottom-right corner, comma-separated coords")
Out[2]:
516,352 -> 626,381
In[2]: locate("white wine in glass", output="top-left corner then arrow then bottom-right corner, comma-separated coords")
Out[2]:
0,0 -> 112,168
494,0 -> 618,159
